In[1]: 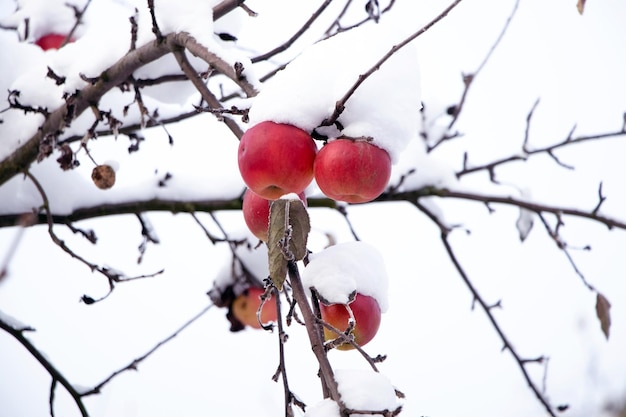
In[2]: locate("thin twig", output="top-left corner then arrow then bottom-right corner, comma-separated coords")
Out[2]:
457,127 -> 625,178
81,303 -> 213,396
537,212 -> 596,292
447,0 -> 520,130
251,0 -> 334,63
321,0 -> 465,127
172,48 -> 244,139
64,0 -> 93,46
413,200 -> 557,417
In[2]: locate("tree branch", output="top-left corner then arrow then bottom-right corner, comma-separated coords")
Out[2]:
0,23 -> 257,188
3,184 -> 625,234
413,200 -> 558,417
457,124 -> 626,179
0,317 -> 89,417
411,187 -> 626,231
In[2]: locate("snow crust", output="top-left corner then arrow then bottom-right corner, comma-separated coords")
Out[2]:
247,22 -> 421,163
301,241 -> 389,312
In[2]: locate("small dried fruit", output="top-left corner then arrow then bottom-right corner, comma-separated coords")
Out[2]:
91,165 -> 116,190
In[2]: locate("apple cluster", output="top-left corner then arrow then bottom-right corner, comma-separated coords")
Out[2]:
238,120 -> 392,241
237,122 -> 389,349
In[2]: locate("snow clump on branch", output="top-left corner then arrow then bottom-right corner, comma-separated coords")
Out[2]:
247,21 -> 421,163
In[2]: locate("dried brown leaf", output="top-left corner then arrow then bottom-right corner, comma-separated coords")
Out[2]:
267,197 -> 310,289
56,144 -> 75,171
595,292 -> 611,340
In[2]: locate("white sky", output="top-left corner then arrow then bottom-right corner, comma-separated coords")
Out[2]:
1,0 -> 626,416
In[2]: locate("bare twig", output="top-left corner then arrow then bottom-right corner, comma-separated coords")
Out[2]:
325,0 -> 397,36
25,171 -> 164,304
272,287 -> 305,417
64,0 -> 93,46
321,0 -> 465,128
447,0 -> 520,130
81,303 -> 213,396
537,212 -> 596,292
251,0 -> 334,63
213,0 -> 248,20
413,200 -> 557,417
335,204 -> 361,241
147,0 -> 164,43
457,127 -> 626,178
172,48 -> 244,138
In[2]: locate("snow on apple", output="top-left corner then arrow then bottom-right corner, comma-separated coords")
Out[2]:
247,21 -> 421,163
303,398 -> 341,417
303,370 -> 399,416
301,241 -> 389,312
335,369 -> 399,412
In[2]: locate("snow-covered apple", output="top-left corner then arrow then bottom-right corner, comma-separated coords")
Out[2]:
314,137 -> 391,203
231,287 -> 277,329
35,33 -> 73,50
319,292 -> 381,351
238,121 -> 317,200
242,188 -> 307,242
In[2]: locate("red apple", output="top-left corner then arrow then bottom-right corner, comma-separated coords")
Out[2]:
35,33 -> 73,50
319,293 -> 381,351
231,287 -> 278,329
242,188 -> 307,242
238,121 -> 317,200
314,137 -> 391,203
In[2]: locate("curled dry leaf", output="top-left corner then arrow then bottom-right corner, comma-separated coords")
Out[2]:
595,292 -> 611,340
91,165 -> 116,190
267,197 -> 310,289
